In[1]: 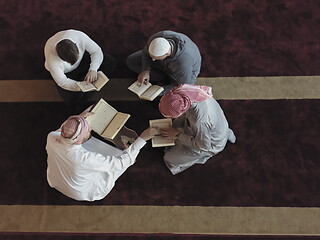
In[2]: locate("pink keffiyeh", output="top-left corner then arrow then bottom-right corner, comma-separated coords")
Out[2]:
60,115 -> 90,145
159,84 -> 213,118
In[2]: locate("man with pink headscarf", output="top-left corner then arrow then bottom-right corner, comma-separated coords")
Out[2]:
46,107 -> 156,201
159,84 -> 236,175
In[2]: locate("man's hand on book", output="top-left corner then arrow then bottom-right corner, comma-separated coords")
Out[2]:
140,127 -> 158,141
137,70 -> 150,86
160,126 -> 180,140
84,70 -> 98,83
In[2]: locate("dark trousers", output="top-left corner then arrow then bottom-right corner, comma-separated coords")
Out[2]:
126,50 -> 171,85
56,52 -> 116,114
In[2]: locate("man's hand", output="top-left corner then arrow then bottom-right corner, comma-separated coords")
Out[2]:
160,126 -> 180,140
84,70 -> 98,83
137,70 -> 150,86
140,127 -> 158,141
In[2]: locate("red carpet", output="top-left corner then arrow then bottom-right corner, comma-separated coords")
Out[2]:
0,100 -> 319,206
0,0 -> 319,238
1,0 -> 320,79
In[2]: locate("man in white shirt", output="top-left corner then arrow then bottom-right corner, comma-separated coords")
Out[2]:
44,29 -> 115,111
45,108 -> 156,201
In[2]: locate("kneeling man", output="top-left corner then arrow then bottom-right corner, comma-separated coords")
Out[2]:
46,108 -> 155,201
159,84 -> 236,175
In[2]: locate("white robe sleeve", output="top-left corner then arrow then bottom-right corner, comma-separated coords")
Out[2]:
80,137 -> 146,172
49,65 -> 81,91
81,32 -> 104,72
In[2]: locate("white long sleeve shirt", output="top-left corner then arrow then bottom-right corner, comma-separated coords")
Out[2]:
44,29 -> 103,91
46,133 -> 146,201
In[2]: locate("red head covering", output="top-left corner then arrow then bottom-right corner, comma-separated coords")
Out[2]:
159,84 -> 213,118
60,115 -> 90,145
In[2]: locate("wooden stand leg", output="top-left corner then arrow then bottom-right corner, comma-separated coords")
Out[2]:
106,126 -> 138,150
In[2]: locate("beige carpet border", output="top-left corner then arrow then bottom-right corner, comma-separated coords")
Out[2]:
1,205 -> 320,235
0,76 -> 319,102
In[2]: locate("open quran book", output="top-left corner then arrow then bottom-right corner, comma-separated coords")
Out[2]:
76,71 -> 109,92
149,118 -> 175,147
86,98 -> 130,139
128,81 -> 164,101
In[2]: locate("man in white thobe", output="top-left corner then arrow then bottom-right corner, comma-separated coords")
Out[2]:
45,109 -> 156,201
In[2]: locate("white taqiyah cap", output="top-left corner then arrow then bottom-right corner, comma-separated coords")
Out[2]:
148,37 -> 170,57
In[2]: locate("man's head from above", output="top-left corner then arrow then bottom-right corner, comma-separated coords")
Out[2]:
148,37 -> 171,61
56,39 -> 79,65
60,116 -> 91,145
159,84 -> 213,118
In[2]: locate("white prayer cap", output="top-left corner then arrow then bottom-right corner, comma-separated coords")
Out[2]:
148,37 -> 170,57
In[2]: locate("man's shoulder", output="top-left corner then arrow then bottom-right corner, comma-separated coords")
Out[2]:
47,131 -> 60,142
48,131 -> 59,137
47,29 -> 68,41
161,30 -> 189,39
46,131 -> 62,150
47,29 -> 87,43
65,29 -> 85,35
149,30 -> 179,40
56,29 -> 83,35
44,54 -> 64,73
190,100 -> 213,116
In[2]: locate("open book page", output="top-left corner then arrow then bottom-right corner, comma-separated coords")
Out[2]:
86,99 -> 118,135
128,81 -> 152,97
76,71 -> 109,92
102,112 -> 131,139
92,71 -> 109,91
140,85 -> 164,101
76,81 -> 96,92
149,118 -> 175,147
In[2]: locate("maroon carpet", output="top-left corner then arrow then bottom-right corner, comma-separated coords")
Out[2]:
0,0 -> 320,79
1,1 -> 320,238
0,100 -> 319,206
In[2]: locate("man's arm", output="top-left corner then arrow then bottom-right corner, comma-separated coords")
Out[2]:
141,46 -> 152,72
159,122 -> 212,152
168,56 -> 195,85
82,128 -> 157,172
159,122 -> 206,150
82,33 -> 103,72
178,125 -> 212,151
82,137 -> 146,172
50,66 -> 81,91
80,32 -> 104,83
137,70 -> 150,86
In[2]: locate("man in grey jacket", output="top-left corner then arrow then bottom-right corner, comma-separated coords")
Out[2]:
126,30 -> 202,93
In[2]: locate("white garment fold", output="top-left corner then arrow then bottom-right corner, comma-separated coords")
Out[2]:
46,133 -> 146,201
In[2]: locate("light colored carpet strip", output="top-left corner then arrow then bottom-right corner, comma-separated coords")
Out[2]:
1,76 -> 319,102
1,205 -> 320,235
